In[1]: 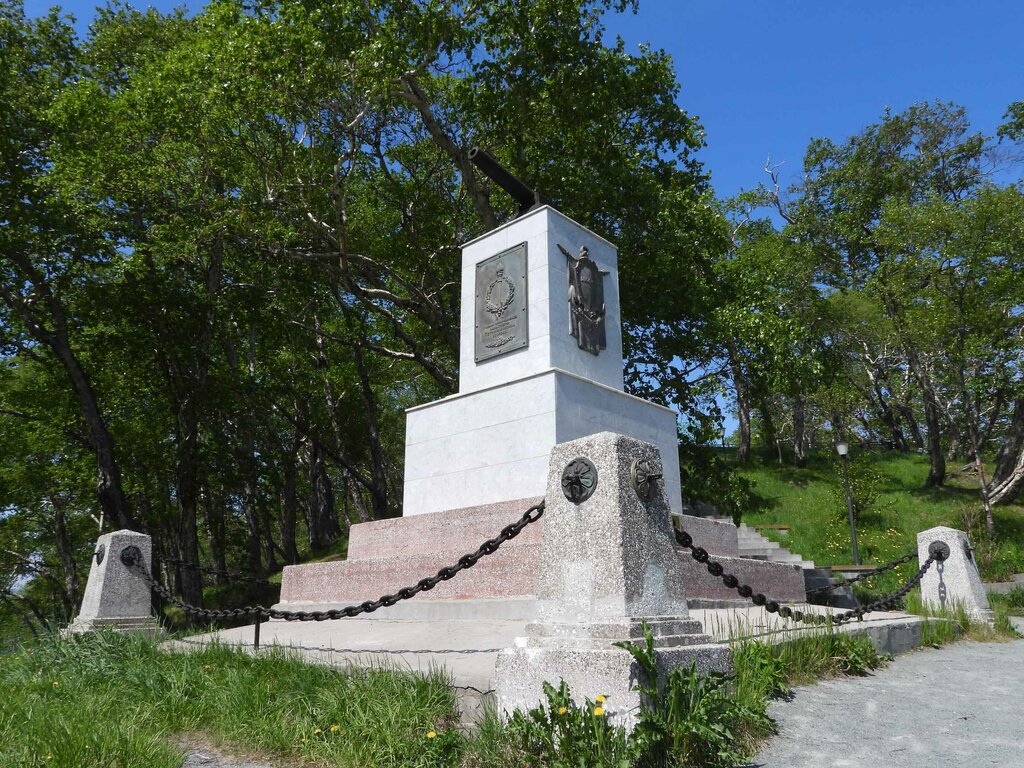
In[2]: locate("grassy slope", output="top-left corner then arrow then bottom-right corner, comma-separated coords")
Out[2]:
734,451 -> 1024,584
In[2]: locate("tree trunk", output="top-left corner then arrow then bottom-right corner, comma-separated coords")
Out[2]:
987,397 -> 1024,505
726,339 -> 751,463
896,403 -> 925,450
792,395 -> 807,469
280,437 -> 301,564
50,496 -> 80,617
352,342 -> 391,516
758,397 -> 778,453
907,350 -> 946,487
201,487 -> 229,586
174,400 -> 204,609
307,442 -> 341,551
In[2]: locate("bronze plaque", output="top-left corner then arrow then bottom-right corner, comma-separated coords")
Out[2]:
474,243 -> 528,362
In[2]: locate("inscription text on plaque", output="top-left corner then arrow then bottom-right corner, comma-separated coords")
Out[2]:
474,243 -> 528,362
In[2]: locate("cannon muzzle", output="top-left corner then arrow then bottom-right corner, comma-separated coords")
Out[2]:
468,147 -> 550,216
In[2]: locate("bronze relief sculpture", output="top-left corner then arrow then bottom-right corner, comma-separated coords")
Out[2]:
559,244 -> 608,356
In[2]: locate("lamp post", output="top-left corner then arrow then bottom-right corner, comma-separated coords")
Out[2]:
836,441 -> 861,565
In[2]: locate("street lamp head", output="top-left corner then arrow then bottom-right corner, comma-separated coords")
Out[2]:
836,441 -> 849,457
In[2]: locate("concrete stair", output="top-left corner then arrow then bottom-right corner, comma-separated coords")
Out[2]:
706,516 -> 816,569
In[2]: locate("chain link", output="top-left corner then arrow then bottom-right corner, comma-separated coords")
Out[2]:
160,557 -> 279,590
674,525 -> 939,627
124,500 -> 545,623
804,551 -> 919,597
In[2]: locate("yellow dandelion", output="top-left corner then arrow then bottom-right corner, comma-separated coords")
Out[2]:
52,681 -> 60,687
593,707 -> 605,716
426,730 -> 437,739
595,695 -> 607,703
557,706 -> 568,715
314,728 -> 322,734
330,724 -> 340,733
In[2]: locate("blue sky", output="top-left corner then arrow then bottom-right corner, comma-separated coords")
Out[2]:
21,0 -> 1024,436
609,1 -> 1024,199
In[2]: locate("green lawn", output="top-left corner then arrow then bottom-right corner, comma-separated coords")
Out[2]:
734,451 -> 1024,586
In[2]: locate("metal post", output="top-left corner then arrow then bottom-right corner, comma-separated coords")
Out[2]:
253,615 -> 262,651
841,453 -> 861,565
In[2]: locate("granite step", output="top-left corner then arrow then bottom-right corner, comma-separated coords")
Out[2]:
347,497 -> 544,561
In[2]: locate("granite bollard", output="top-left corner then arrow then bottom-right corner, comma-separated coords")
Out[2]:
917,525 -> 994,625
494,432 -> 731,727
67,529 -> 161,635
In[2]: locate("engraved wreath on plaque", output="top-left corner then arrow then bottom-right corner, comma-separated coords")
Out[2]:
474,243 -> 529,362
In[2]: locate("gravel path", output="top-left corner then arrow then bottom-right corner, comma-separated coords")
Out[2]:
750,639 -> 1024,768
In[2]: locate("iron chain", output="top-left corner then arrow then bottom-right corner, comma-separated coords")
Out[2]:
804,551 -> 919,597
124,500 -> 545,623
160,557 -> 279,590
674,526 -> 939,627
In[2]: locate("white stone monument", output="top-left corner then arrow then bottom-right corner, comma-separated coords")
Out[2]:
917,525 -> 994,625
67,529 -> 161,635
494,432 -> 731,724
403,206 -> 683,516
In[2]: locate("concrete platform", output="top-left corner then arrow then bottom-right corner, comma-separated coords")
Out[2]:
164,604 -> 924,721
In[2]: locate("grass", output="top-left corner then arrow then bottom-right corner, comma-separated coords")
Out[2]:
735,450 -> 1024,586
1,626 -> 909,768
2,632 -> 462,768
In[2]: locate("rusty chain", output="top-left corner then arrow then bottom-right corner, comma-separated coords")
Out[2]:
804,551 -> 919,597
123,500 -> 545,623
674,526 -> 940,627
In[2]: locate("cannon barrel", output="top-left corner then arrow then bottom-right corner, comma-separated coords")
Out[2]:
468,147 -> 546,215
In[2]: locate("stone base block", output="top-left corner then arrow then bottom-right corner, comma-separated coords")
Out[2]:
278,496 -> 807,612
918,526 -> 994,624
495,630 -> 732,728
66,615 -> 162,636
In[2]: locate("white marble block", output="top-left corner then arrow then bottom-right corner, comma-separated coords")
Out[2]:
917,526 -> 994,625
459,206 -> 623,394
67,529 -> 161,635
403,370 -> 682,516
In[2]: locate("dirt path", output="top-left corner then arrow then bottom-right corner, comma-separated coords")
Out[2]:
750,639 -> 1024,768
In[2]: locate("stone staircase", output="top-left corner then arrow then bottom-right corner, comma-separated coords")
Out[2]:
703,514 -> 857,608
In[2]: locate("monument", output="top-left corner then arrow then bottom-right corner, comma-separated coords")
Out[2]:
277,153 -> 806,614
402,196 -> 683,517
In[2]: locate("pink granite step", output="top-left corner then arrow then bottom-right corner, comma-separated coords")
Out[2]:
279,546 -> 540,604
347,497 -> 544,560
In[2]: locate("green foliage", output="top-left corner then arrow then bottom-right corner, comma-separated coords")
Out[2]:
503,681 -> 634,768
731,641 -> 789,705
680,446 -> 766,523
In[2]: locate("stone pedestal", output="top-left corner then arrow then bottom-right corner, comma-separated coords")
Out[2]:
67,530 -> 161,635
917,526 -> 994,625
494,433 -> 731,725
